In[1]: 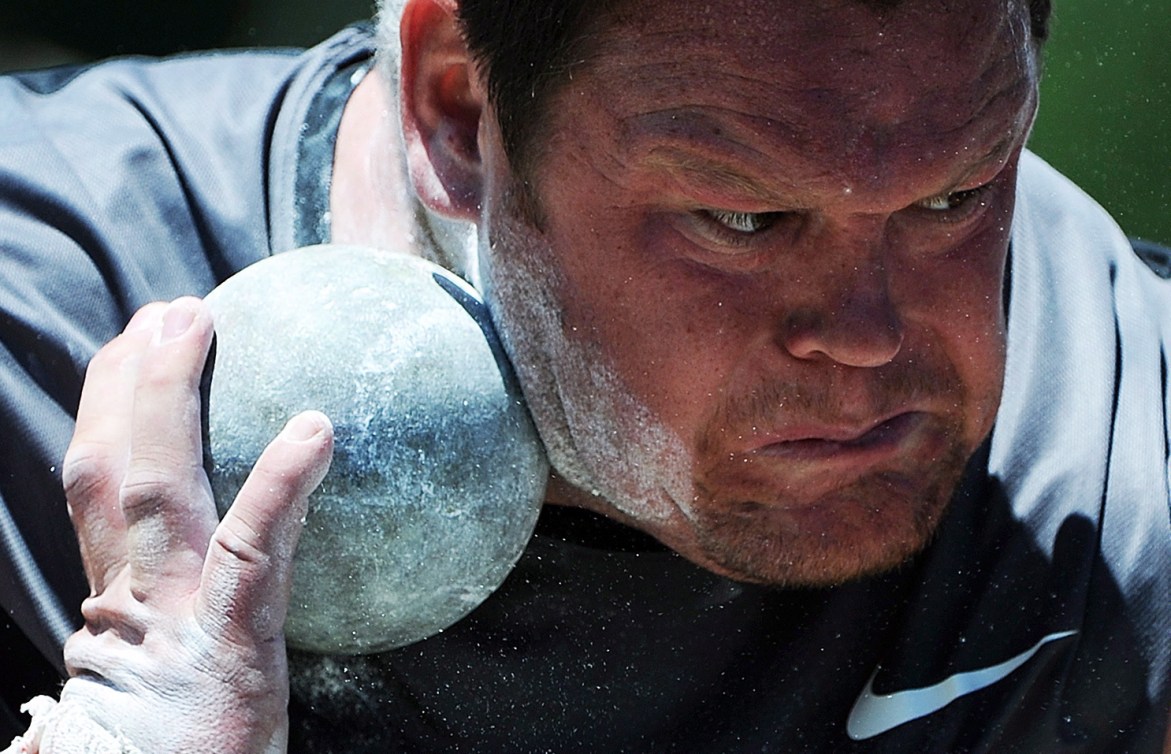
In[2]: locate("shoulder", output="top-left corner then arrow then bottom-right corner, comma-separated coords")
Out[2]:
998,151 -> 1171,510
994,152 -> 1171,733
0,25 -> 380,305
0,48 -> 303,297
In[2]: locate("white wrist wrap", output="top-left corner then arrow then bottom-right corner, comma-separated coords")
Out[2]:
3,696 -> 143,754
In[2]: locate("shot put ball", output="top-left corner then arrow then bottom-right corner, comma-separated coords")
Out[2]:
202,245 -> 548,654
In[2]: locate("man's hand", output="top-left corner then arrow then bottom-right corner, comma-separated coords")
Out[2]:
45,298 -> 332,754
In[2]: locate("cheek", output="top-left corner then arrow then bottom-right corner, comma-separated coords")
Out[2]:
547,225 -> 753,431
898,229 -> 1010,436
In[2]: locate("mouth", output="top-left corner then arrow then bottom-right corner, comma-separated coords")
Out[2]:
750,412 -> 928,463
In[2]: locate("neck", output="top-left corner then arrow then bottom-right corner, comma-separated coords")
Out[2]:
332,66 -> 477,279
330,66 -> 415,251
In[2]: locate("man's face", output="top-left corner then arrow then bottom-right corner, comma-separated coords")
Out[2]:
475,0 -> 1038,585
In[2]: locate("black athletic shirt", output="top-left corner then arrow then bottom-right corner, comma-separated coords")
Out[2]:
0,25 -> 1168,753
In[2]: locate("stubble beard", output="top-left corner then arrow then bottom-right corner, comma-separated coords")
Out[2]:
688,434 -> 970,586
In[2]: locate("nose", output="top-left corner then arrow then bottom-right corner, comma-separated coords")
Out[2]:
779,261 -> 905,368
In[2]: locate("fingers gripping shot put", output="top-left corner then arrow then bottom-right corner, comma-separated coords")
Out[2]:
33,300 -> 334,754
5,249 -> 545,751
203,245 -> 547,653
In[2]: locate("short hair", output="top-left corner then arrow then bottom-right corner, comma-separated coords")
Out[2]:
379,0 -> 1052,181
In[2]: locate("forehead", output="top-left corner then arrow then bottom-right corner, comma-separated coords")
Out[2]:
549,0 -> 1037,199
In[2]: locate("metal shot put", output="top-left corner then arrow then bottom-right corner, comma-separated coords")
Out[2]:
203,246 -> 547,653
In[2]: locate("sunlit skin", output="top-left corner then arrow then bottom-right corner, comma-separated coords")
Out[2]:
458,0 -> 1042,587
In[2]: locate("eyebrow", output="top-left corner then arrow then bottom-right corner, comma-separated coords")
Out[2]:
643,133 -> 1016,211
642,147 -> 797,206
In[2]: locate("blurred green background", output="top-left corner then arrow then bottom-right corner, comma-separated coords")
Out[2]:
1,0 -> 1167,244
1028,0 -> 1171,245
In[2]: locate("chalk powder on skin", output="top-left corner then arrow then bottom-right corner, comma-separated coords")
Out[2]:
478,207 -> 701,528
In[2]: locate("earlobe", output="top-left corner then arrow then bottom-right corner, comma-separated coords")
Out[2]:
400,0 -> 485,221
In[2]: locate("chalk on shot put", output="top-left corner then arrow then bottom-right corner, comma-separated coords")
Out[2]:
202,245 -> 548,654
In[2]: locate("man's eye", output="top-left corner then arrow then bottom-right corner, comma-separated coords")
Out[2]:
703,209 -> 781,234
914,187 -> 987,213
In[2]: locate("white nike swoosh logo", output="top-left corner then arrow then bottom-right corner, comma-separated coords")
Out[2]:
846,629 -> 1078,740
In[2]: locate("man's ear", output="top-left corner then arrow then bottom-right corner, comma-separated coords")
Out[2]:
400,0 -> 484,221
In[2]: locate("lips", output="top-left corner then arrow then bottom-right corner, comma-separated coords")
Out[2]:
750,411 -> 927,463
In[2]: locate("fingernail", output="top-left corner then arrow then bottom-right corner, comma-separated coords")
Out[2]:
161,300 -> 197,341
282,412 -> 330,442
125,304 -> 161,334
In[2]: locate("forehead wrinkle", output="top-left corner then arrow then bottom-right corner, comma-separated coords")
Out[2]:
541,0 -> 1038,211
800,42 -> 1037,197
599,61 -> 813,124
618,105 -> 812,167
903,64 -> 1037,194
596,23 -> 1034,164
909,76 -> 1033,159
920,27 -> 1037,128
614,105 -> 822,204
613,108 -> 1021,213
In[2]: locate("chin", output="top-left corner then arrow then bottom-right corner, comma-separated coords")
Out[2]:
685,447 -> 968,587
